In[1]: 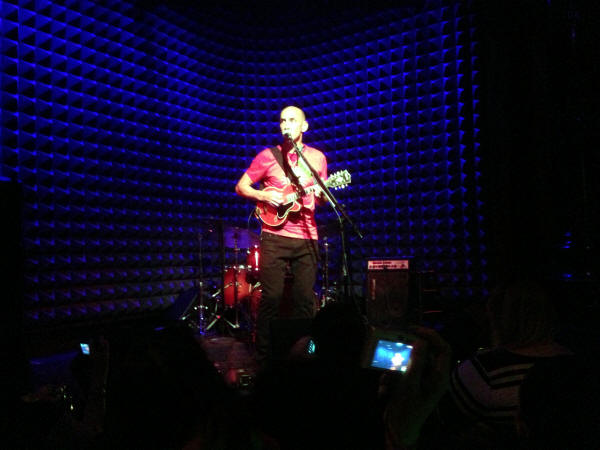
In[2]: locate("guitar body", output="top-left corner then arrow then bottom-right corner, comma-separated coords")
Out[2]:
254,170 -> 351,227
255,185 -> 302,227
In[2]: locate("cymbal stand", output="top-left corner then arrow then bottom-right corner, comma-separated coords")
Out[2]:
287,135 -> 364,307
192,225 -> 221,335
205,234 -> 240,333
320,236 -> 330,308
197,231 -> 207,333
231,237 -> 241,328
177,229 -> 209,334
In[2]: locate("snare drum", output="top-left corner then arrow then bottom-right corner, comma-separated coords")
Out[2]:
223,266 -> 252,307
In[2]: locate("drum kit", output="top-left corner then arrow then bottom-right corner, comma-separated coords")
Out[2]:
188,223 -> 339,339
201,226 -> 262,335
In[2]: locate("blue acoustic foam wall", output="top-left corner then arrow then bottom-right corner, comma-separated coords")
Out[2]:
0,0 -> 485,329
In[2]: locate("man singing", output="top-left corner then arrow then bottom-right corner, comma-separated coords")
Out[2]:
235,105 -> 328,366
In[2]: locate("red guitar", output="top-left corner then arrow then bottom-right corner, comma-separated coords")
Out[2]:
255,170 -> 351,227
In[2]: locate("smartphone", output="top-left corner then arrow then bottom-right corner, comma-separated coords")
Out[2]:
362,329 -> 415,372
306,338 -> 316,355
80,342 -> 90,355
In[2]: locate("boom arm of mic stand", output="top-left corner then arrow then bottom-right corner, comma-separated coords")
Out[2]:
290,140 -> 364,304
290,140 -> 363,239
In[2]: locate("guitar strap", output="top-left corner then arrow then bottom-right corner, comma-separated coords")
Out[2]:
269,146 -> 284,174
263,146 -> 304,194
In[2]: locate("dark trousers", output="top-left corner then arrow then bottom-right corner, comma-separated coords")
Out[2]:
255,232 -> 318,363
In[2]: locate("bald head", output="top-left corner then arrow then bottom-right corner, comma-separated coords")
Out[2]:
280,106 -> 308,143
281,106 -> 306,122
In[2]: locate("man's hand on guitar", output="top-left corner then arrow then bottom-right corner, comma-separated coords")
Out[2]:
255,170 -> 350,227
262,189 -> 284,207
313,184 -> 328,202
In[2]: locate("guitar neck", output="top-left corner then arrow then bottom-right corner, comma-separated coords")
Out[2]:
286,183 -> 321,203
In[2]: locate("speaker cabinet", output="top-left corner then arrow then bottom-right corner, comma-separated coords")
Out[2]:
366,268 -> 420,328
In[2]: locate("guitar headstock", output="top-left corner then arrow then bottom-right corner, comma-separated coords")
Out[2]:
327,170 -> 351,190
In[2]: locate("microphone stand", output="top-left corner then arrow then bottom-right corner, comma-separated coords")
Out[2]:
285,136 -> 363,305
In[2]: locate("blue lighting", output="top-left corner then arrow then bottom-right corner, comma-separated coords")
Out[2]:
1,0 -> 485,326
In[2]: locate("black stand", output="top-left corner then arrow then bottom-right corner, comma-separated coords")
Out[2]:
285,136 -> 364,305
196,230 -> 207,333
178,221 -> 213,334
204,223 -> 240,334
320,236 -> 330,307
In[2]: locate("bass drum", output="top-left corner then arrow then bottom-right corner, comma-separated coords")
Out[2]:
245,283 -> 261,320
223,266 -> 252,307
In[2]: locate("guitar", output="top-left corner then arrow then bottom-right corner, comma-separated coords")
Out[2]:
255,170 -> 351,227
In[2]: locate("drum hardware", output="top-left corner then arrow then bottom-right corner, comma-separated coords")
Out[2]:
223,226 -> 259,249
188,220 -> 261,337
180,290 -> 218,332
189,218 -> 225,335
206,231 -> 244,333
196,231 -> 208,333
192,223 -> 264,340
180,230 -> 213,334
246,244 -> 260,283
320,236 -> 330,308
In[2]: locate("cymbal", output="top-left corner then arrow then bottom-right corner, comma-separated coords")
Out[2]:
223,226 -> 259,249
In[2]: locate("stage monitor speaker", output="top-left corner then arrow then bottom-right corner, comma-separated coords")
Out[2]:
365,258 -> 420,328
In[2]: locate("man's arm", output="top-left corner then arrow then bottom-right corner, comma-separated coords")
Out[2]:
235,173 -> 283,207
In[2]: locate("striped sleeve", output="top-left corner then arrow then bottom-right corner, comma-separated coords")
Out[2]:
449,351 -> 535,424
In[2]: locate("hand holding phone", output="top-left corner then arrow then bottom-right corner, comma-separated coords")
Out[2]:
370,339 -> 413,372
379,326 -> 452,448
361,328 -> 416,373
80,342 -> 91,355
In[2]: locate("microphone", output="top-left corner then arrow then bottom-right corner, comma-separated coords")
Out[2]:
283,132 -> 293,141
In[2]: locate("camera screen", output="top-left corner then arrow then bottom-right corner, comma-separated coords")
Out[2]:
80,343 -> 90,355
370,339 -> 413,372
306,338 -> 316,355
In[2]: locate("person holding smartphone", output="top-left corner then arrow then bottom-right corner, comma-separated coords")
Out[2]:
378,326 -> 452,450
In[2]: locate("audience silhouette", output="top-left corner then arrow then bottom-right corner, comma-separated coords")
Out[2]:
249,300 -> 383,450
14,279 -> 596,450
429,278 -> 574,449
101,324 -> 270,450
517,354 -> 600,450
249,299 -> 453,450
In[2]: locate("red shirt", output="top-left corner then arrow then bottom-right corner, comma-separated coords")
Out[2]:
245,144 -> 327,240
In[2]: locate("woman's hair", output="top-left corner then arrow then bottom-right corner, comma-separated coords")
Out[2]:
486,279 -> 557,348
